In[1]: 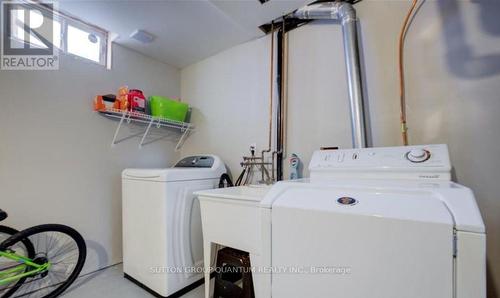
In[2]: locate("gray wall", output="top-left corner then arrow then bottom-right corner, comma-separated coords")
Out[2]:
181,0 -> 500,296
0,44 -> 181,273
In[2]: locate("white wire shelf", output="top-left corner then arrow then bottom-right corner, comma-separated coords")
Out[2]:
97,108 -> 194,150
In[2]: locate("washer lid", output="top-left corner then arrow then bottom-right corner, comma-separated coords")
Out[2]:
122,168 -> 222,182
123,155 -> 226,182
272,186 -> 454,227
434,185 -> 486,233
264,181 -> 485,233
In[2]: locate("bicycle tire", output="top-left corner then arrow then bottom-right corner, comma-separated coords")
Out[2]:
0,225 -> 36,298
0,224 -> 86,298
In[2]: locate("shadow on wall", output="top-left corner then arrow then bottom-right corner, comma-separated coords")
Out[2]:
476,0 -> 500,36
437,0 -> 500,79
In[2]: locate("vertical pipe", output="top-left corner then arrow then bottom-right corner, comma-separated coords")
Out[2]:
282,22 -> 289,159
276,28 -> 284,181
293,2 -> 367,148
341,14 -> 367,148
261,23 -> 275,183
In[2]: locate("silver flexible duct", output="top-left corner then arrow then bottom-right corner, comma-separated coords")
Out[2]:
293,1 -> 367,148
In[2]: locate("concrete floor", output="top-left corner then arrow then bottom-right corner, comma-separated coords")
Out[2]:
61,264 -> 206,298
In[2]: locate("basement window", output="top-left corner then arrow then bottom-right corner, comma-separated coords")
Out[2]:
8,2 -> 109,67
67,23 -> 106,64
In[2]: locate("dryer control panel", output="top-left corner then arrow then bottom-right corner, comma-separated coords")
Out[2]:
309,144 -> 452,181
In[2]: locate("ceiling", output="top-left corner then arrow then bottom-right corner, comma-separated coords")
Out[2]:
59,0 -> 312,68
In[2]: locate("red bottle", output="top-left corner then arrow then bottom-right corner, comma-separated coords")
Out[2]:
128,89 -> 146,113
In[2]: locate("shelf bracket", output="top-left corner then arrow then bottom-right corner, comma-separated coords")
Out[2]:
111,112 -> 127,147
111,112 -> 145,146
138,118 -> 155,148
175,125 -> 191,152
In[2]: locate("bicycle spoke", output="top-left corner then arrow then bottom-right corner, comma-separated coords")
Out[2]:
46,233 -> 57,254
5,230 -> 82,298
1,225 -> 85,298
49,242 -> 76,261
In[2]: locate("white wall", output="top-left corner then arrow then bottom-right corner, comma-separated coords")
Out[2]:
0,44 -> 180,273
181,36 -> 272,178
181,1 -> 500,296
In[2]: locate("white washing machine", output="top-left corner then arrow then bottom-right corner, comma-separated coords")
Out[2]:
264,144 -> 486,298
122,155 -> 225,297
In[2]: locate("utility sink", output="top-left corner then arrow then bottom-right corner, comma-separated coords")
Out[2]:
195,185 -> 273,298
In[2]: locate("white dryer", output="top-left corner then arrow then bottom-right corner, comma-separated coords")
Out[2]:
264,144 -> 486,298
122,155 -> 225,297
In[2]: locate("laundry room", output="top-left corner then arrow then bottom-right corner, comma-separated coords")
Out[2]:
0,0 -> 498,298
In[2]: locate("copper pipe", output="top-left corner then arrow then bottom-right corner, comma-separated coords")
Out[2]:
398,0 -> 419,146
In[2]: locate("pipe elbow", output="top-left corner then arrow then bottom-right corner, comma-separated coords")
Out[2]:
293,2 -> 339,20
337,2 -> 356,24
293,1 -> 356,24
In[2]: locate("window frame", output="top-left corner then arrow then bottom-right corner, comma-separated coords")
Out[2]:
14,1 -> 110,67
63,17 -> 108,66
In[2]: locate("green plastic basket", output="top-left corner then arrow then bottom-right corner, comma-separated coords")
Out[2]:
149,96 -> 189,122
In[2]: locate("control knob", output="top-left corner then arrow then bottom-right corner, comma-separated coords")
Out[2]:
406,148 -> 431,163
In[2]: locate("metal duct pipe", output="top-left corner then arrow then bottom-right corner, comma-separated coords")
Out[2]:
293,1 -> 367,148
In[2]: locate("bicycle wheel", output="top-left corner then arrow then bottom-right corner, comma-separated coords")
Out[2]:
0,225 -> 35,298
0,224 -> 86,298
